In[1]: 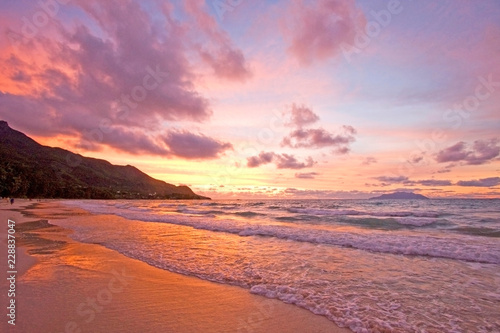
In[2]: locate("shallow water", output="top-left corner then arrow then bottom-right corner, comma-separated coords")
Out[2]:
60,199 -> 500,332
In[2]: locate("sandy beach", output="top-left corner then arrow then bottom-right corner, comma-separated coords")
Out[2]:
0,200 -> 350,333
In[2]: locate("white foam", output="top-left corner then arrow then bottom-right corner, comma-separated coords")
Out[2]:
63,200 -> 500,264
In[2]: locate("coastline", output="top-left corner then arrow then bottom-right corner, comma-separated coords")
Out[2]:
0,199 -> 350,333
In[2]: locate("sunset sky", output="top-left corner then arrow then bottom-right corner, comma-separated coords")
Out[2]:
1,0 -> 499,199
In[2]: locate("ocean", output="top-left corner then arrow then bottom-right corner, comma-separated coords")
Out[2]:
60,199 -> 500,332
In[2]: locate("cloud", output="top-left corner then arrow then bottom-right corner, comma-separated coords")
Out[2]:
295,172 -> 319,179
247,151 -> 275,168
283,188 -> 372,199
285,104 -> 319,128
456,177 -> 500,187
276,155 -> 315,169
163,130 -> 233,159
281,128 -> 355,149
80,127 -> 169,155
417,179 -> 453,186
436,139 -> 500,165
282,0 -> 365,65
0,0 -> 250,155
183,0 -> 251,81
200,46 -> 251,81
247,151 -> 316,169
281,104 -> 356,152
362,156 -> 377,165
374,176 -> 410,184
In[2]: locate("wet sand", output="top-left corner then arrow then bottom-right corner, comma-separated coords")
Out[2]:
0,200 -> 351,333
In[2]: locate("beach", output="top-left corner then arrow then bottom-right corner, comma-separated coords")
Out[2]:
0,200 -> 350,333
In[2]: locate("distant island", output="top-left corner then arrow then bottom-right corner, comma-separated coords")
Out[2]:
0,121 -> 209,200
369,192 -> 429,200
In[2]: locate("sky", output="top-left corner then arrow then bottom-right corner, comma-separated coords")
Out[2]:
0,0 -> 499,199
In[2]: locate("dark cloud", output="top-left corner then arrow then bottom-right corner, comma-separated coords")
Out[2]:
295,172 -> 319,179
163,130 -> 233,159
436,139 -> 500,165
456,177 -> 500,187
247,151 -> 316,169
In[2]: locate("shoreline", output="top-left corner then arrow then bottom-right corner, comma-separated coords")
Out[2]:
0,199 -> 351,332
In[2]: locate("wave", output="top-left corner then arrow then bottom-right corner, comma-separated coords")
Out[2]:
287,207 -> 441,218
65,201 -> 500,264
233,211 -> 267,217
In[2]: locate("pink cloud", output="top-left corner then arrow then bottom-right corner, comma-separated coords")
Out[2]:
247,151 -> 316,169
295,172 -> 319,179
417,179 -> 453,187
457,177 -> 500,187
282,128 -> 355,150
362,156 -> 377,165
0,0 -> 250,156
282,0 -> 365,65
163,130 -> 233,159
436,139 -> 500,165
374,176 -> 410,184
285,104 -> 320,128
183,0 -> 251,81
280,104 -> 357,152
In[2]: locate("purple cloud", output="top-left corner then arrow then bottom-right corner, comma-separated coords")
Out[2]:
183,0 -> 251,81
79,127 -> 169,155
275,155 -> 315,169
163,131 -> 233,159
456,177 -> 500,187
200,46 -> 251,81
247,152 -> 275,168
362,156 -> 377,165
295,172 -> 319,179
247,151 -> 316,169
436,139 -> 500,165
374,176 -> 410,184
0,0 -> 252,156
281,105 -> 356,152
417,179 -> 453,186
282,128 -> 356,150
286,104 -> 320,128
283,0 -> 365,65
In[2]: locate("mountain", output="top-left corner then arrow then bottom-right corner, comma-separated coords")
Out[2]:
369,192 -> 429,200
0,121 -> 209,200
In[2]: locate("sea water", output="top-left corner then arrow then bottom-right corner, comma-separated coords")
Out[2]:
60,199 -> 500,332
